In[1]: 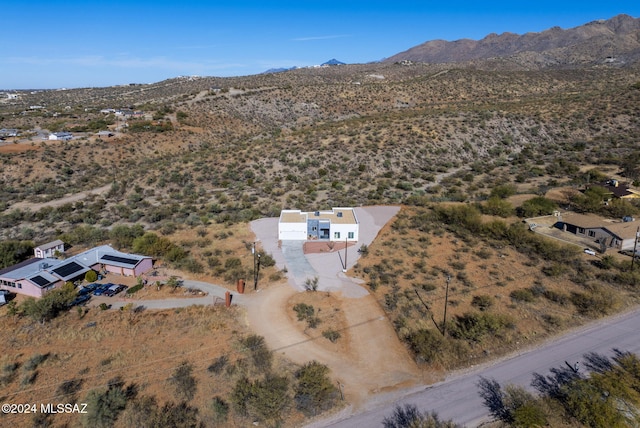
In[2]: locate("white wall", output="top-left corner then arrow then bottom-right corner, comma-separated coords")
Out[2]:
278,222 -> 307,240
330,223 -> 359,241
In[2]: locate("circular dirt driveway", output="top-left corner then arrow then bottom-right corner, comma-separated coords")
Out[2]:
247,206 -> 423,414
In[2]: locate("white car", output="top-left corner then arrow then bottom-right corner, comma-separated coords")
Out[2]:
584,248 -> 597,256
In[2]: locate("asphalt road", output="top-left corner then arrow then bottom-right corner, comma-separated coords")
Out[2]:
319,307 -> 640,428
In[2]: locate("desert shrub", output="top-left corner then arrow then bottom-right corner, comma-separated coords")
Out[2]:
224,257 -> 242,269
294,361 -> 338,416
24,353 -> 49,371
57,378 -> 83,400
542,262 -> 568,277
242,335 -> 273,372
232,374 -> 291,424
471,295 -> 494,311
83,377 -> 136,428
404,328 -> 468,367
542,289 -> 570,305
126,282 -> 143,295
257,251 -> 276,267
510,289 -> 536,303
475,248 -> 493,259
570,290 -> 615,317
304,276 -> 319,291
293,303 -> 315,321
449,312 -> 514,342
151,401 -> 199,427
21,371 -> 38,386
207,355 -> 228,374
168,361 -> 197,401
322,329 -> 341,343
210,396 -> 229,424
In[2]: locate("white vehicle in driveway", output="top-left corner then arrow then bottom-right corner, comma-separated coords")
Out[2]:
584,248 -> 597,256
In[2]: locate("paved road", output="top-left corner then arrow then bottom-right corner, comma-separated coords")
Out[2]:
317,307 -> 640,427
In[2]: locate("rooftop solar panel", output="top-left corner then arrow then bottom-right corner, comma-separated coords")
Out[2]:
30,275 -> 51,287
101,254 -> 139,266
52,261 -> 85,278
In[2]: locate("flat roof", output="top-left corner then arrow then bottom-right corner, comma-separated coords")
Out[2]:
280,211 -> 307,224
280,208 -> 358,225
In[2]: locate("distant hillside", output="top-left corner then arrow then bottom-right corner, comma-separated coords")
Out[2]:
321,59 -> 346,66
385,14 -> 640,68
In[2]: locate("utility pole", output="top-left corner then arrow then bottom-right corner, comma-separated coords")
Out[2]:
252,242 -> 261,290
632,227 -> 640,271
442,275 -> 451,337
343,237 -> 348,272
251,242 -> 260,290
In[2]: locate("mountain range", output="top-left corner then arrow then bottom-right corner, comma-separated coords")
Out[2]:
384,14 -> 640,68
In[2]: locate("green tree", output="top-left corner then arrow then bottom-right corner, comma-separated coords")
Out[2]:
85,269 -> 98,283
517,196 -> 557,218
490,184 -> 517,199
0,240 -> 34,269
482,196 -> 514,217
20,282 -> 76,323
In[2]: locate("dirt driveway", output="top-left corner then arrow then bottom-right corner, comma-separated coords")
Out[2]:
247,206 -> 423,410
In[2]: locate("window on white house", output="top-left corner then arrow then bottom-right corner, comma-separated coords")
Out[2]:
588,230 -> 596,237
348,232 -> 354,239
334,232 -> 340,239
578,227 -> 585,234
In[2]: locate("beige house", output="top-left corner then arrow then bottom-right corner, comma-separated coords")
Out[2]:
556,212 -> 639,251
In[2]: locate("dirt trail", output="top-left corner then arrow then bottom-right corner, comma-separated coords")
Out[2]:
247,207 -> 422,408
6,184 -> 111,212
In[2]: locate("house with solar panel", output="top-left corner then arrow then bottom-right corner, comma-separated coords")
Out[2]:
278,208 -> 359,241
0,245 -> 153,298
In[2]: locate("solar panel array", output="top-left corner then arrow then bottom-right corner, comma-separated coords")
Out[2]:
101,254 -> 139,266
30,275 -> 51,287
52,261 -> 85,278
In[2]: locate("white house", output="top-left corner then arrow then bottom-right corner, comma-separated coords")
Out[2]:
34,240 -> 65,258
49,132 -> 72,141
278,208 -> 359,241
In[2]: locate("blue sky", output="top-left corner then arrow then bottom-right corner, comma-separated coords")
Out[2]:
2,1 -> 638,89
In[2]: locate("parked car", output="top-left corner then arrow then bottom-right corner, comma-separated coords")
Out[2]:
104,284 -> 127,297
584,248 -> 597,256
93,283 -> 114,296
68,294 -> 91,307
85,283 -> 101,292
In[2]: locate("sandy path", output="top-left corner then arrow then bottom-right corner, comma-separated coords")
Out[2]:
247,206 -> 422,408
